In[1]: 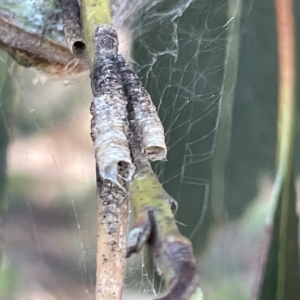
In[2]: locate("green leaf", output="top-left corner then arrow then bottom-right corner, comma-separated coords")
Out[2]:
256,170 -> 300,300
0,51 -> 13,273
254,1 -> 300,298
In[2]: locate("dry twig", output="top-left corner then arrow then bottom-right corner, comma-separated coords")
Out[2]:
61,1 -> 201,299
125,93 -> 201,300
74,1 -> 132,298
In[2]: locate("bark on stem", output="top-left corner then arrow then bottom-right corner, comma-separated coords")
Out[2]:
95,166 -> 128,300
80,2 -> 129,300
80,0 -> 112,61
89,27 -> 131,300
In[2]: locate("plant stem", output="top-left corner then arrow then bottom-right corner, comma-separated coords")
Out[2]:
80,2 -> 129,300
80,0 -> 112,61
275,0 -> 296,172
94,166 -> 128,300
127,156 -> 202,300
125,80 -> 202,300
253,0 -> 298,298
274,0 -> 297,299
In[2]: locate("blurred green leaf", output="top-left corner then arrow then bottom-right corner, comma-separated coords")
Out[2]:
254,1 -> 300,299
0,51 -> 13,281
0,256 -> 18,299
257,171 -> 300,299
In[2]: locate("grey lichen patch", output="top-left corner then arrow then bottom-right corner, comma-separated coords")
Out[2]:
0,0 -> 65,44
0,0 -> 89,76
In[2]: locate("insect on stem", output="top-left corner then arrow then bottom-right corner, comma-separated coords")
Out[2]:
59,0 -> 86,58
117,55 -> 167,161
90,26 -> 135,188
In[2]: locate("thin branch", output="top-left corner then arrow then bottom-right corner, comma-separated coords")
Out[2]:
123,61 -> 202,300
64,2 -> 202,299
80,0 -> 112,61
94,165 -> 128,300
126,152 -> 201,300
79,2 -> 131,300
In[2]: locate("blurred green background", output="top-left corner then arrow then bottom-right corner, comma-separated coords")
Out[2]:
0,0 -> 299,299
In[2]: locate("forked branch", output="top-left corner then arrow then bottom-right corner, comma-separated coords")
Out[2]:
60,0 -> 202,299
124,73 -> 202,300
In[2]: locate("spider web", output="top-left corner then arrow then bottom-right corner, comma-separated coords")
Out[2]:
0,0 -> 283,299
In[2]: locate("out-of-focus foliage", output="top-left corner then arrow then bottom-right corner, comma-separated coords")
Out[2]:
255,0 -> 300,298
0,0 -> 299,299
131,0 -> 300,298
258,172 -> 300,299
0,53 -> 14,286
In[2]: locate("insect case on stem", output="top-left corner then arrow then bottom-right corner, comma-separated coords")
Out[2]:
0,0 -> 203,299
